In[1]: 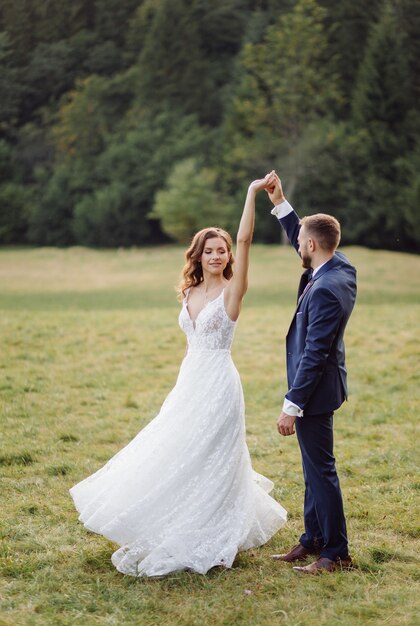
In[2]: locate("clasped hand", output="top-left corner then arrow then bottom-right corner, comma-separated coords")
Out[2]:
249,171 -> 284,204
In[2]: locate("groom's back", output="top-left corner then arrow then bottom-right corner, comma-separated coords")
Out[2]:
309,252 -> 357,413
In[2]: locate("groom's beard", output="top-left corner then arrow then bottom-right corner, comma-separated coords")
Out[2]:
301,252 -> 313,269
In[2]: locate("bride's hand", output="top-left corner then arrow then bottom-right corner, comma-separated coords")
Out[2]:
249,170 -> 276,194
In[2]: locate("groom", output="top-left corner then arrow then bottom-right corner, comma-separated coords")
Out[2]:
267,174 -> 357,574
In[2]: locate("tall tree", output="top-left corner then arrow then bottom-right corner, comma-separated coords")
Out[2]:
393,0 -> 420,100
130,0 -> 249,125
319,0 -> 383,111
0,32 -> 22,134
348,1 -> 417,249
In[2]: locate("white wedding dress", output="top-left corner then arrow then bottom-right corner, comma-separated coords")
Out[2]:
69,289 -> 287,577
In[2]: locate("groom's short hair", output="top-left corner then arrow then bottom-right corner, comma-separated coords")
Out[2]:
300,214 -> 341,251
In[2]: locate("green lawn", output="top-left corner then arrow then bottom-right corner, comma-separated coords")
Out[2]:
0,244 -> 419,626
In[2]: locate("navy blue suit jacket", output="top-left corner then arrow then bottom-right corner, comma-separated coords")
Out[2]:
280,210 -> 357,415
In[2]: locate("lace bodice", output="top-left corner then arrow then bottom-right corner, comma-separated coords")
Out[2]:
179,289 -> 236,351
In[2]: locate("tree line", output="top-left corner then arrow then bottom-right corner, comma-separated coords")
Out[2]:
0,0 -> 419,250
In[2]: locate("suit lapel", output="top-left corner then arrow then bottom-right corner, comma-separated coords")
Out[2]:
297,268 -> 312,302
297,279 -> 314,307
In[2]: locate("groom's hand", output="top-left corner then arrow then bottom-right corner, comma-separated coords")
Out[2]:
277,412 -> 296,436
266,173 -> 285,206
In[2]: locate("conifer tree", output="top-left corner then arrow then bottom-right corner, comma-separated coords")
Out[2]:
347,1 -> 417,248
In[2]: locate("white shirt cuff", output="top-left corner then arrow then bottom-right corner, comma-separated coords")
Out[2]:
283,398 -> 303,417
271,199 -> 294,219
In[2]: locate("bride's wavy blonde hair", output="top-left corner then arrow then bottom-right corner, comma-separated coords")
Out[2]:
177,227 -> 234,300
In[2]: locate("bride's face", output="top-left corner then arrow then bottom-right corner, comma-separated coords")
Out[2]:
200,237 -> 229,275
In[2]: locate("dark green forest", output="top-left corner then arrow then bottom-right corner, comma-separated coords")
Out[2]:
0,0 -> 419,249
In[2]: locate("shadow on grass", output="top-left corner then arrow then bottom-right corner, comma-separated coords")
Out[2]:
47,464 -> 72,476
59,434 -> 80,443
0,451 -> 34,466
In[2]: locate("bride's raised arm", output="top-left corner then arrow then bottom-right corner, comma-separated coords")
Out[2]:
224,171 -> 276,321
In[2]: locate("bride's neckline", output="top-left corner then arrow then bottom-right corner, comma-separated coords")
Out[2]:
185,288 -> 225,324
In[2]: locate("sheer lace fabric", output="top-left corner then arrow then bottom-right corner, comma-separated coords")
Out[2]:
70,290 -> 287,576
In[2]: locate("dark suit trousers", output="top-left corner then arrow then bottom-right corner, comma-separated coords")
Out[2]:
295,412 -> 348,560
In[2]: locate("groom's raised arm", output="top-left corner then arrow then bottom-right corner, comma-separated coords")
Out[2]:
266,175 -> 301,254
272,202 -> 301,253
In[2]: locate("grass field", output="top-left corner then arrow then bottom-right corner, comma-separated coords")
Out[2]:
0,244 -> 419,626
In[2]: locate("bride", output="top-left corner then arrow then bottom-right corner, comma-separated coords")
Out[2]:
69,171 -> 287,577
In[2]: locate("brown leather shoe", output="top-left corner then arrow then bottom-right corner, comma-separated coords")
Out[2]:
271,543 -> 321,563
293,556 -> 353,574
